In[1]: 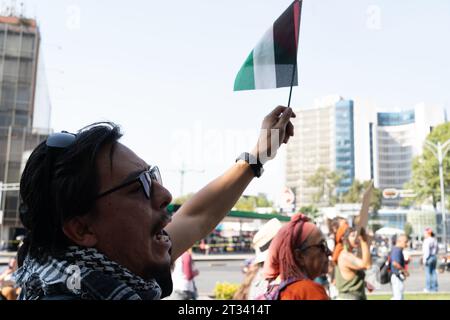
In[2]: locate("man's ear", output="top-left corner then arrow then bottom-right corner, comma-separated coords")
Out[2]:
62,216 -> 98,247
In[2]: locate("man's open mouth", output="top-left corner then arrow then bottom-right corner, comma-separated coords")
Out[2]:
154,229 -> 170,243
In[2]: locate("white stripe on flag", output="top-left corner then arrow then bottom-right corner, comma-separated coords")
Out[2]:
253,26 -> 276,89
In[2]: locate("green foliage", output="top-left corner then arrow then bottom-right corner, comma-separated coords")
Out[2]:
255,193 -> 273,207
234,194 -> 274,212
368,293 -> 450,300
342,179 -> 365,203
214,282 -> 240,300
404,222 -> 413,238
299,205 -> 319,219
174,193 -> 274,212
234,196 -> 256,211
341,180 -> 382,213
306,167 -> 344,206
368,182 -> 382,213
405,122 -> 450,209
371,223 -> 383,234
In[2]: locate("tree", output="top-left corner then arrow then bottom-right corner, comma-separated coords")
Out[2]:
370,221 -> 383,234
342,180 -> 365,203
299,205 -> 320,219
234,196 -> 256,211
367,181 -> 382,214
404,222 -> 413,238
404,122 -> 450,209
255,193 -> 273,208
307,167 -> 344,206
342,179 -> 382,213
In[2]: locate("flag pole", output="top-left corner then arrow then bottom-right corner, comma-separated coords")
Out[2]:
287,60 -> 297,108
288,0 -> 301,108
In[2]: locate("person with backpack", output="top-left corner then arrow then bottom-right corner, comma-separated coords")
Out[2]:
261,213 -> 331,300
390,234 -> 409,300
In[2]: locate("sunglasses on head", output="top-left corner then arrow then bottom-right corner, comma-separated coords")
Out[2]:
46,131 -> 162,200
46,131 -> 77,149
97,166 -> 162,200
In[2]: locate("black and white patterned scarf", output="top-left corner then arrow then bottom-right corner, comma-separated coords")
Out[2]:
14,246 -> 163,300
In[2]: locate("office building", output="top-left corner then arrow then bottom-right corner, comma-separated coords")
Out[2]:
0,15 -> 51,245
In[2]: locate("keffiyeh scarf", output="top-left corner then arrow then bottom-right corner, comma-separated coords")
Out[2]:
14,246 -> 163,300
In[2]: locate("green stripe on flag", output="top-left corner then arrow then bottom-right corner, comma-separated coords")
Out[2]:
234,51 -> 255,91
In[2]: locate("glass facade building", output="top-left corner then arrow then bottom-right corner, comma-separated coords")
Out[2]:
376,110 -> 416,206
377,111 -> 415,127
335,100 -> 355,194
0,16 -> 50,243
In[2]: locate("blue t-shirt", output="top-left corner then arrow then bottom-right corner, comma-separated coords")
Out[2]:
390,246 -> 405,275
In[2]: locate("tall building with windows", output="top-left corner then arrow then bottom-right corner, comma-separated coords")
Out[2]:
0,15 -> 51,245
370,104 -> 446,206
335,100 -> 355,194
286,96 -> 446,209
285,96 -> 355,208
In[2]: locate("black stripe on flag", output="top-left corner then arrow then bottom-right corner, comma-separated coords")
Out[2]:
273,1 -> 299,88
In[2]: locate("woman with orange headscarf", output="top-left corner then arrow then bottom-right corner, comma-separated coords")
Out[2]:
262,214 -> 331,300
335,227 -> 372,300
332,219 -> 349,264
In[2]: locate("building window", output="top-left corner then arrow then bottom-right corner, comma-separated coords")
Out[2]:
4,57 -> 19,78
0,31 -> 5,52
17,85 -> 31,104
5,32 -> 20,56
377,111 -> 415,126
0,113 -> 12,126
14,112 -> 29,126
21,34 -> 35,55
19,59 -> 33,81
1,82 -> 15,109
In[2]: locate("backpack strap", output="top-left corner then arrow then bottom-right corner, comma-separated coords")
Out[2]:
264,277 -> 302,300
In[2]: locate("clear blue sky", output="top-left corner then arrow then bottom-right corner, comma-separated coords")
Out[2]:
17,0 -> 450,203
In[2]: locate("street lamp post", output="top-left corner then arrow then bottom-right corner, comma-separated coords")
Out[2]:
169,163 -> 204,197
424,139 -> 450,253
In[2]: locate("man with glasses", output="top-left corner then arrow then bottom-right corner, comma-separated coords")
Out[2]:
14,106 -> 295,300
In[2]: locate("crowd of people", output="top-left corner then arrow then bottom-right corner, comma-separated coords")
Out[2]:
230,216 -> 443,301
193,231 -> 255,255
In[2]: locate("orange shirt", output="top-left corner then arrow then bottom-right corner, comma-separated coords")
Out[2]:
279,279 -> 330,300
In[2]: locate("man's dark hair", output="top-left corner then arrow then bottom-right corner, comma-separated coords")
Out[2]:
392,234 -> 397,246
18,122 -> 122,266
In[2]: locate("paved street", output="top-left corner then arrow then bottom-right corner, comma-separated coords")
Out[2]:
3,253 -> 450,299
194,257 -> 450,298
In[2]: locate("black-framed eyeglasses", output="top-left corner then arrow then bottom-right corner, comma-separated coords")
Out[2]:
300,240 -> 331,256
97,166 -> 162,200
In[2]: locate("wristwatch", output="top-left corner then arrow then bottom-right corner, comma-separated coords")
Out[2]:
236,152 -> 264,178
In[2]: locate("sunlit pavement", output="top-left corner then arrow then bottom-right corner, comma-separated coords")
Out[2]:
194,257 -> 450,300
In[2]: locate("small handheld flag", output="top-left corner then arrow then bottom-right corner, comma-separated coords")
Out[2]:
234,0 -> 302,96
